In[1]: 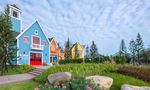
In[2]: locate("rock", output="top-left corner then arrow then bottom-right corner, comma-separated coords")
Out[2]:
121,84 -> 150,90
86,75 -> 113,90
47,72 -> 72,84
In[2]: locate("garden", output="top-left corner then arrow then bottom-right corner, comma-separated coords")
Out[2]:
0,63 -> 149,90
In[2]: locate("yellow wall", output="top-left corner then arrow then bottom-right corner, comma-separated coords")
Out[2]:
71,42 -> 84,60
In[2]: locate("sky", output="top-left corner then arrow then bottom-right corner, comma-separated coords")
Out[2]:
0,0 -> 150,55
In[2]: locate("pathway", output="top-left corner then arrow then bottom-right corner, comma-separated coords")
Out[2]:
0,65 -> 52,86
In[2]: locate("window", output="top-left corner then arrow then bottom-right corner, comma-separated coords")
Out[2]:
24,36 -> 28,43
35,30 -> 38,35
43,41 -> 46,46
33,36 -> 40,44
12,10 -> 18,18
51,45 -> 55,51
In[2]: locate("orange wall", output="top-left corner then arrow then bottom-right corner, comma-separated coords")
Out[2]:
50,39 -> 64,60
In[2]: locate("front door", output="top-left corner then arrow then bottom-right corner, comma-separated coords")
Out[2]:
30,52 -> 42,65
50,55 -> 58,63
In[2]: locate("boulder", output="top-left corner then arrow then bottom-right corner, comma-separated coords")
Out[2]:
86,75 -> 113,90
47,72 -> 72,84
121,84 -> 150,90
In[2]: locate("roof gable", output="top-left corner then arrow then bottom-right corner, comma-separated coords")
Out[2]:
71,42 -> 84,50
16,19 -> 49,43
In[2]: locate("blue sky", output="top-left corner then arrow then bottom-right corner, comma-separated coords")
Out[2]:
0,0 -> 150,55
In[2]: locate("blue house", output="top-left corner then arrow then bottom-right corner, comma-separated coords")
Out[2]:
9,5 -> 51,65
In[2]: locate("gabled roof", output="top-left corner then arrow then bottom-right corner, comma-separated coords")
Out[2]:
16,19 -> 49,43
70,42 -> 84,50
48,37 -> 58,47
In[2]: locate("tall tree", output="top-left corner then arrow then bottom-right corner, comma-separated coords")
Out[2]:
0,5 -> 17,76
119,39 -> 127,56
135,33 -> 144,65
64,38 -> 71,59
90,41 -> 98,58
85,45 -> 90,58
129,39 -> 136,65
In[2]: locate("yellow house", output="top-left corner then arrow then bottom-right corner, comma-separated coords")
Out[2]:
70,42 -> 84,60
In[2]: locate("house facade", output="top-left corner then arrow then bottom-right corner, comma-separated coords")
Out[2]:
9,5 -> 50,65
49,38 -> 64,63
70,42 -> 84,60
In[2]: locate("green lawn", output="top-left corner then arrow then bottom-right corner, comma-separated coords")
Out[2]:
0,81 -> 39,90
105,73 -> 150,90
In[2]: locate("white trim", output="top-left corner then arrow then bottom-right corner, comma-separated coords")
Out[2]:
9,5 -> 21,12
50,38 -> 58,48
16,19 -> 50,45
29,51 -> 43,65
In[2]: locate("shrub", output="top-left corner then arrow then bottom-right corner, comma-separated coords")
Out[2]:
34,64 -> 118,84
118,65 -> 150,82
59,58 -> 83,64
16,64 -> 34,73
113,56 -> 127,64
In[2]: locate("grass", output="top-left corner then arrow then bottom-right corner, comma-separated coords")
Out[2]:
0,81 -> 39,90
4,65 -> 34,75
105,73 -> 150,90
34,63 -> 118,84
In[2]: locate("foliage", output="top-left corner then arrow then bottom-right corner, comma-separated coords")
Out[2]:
85,45 -> 90,58
90,41 -> 98,58
105,73 -> 150,90
135,33 -> 144,64
59,59 -> 83,64
113,56 -> 127,64
39,77 -> 100,90
117,65 -> 150,82
129,39 -> 136,64
0,5 -> 18,76
16,64 -> 34,73
119,39 -> 127,56
34,64 -> 118,84
64,38 -> 71,59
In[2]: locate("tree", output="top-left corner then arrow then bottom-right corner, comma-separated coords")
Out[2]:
119,39 -> 127,56
90,41 -> 98,58
64,38 -> 71,59
135,33 -> 144,65
0,5 -> 17,76
85,45 -> 90,58
129,39 -> 136,65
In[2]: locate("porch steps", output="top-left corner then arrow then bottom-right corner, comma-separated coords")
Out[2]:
28,68 -> 45,76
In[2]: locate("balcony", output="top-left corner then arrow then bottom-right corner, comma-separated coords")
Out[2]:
31,44 -> 43,50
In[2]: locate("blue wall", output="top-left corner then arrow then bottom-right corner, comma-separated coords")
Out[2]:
17,21 -> 50,65
11,18 -> 21,33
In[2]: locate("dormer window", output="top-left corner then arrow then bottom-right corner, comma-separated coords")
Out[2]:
12,10 -> 18,18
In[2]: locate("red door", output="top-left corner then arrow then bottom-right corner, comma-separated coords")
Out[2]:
30,53 -> 42,65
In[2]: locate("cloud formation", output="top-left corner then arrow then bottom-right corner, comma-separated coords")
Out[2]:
0,0 -> 150,55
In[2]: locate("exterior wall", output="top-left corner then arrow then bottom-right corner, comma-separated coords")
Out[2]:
71,43 -> 84,60
11,18 -> 21,33
50,39 -> 64,62
17,21 -> 50,65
